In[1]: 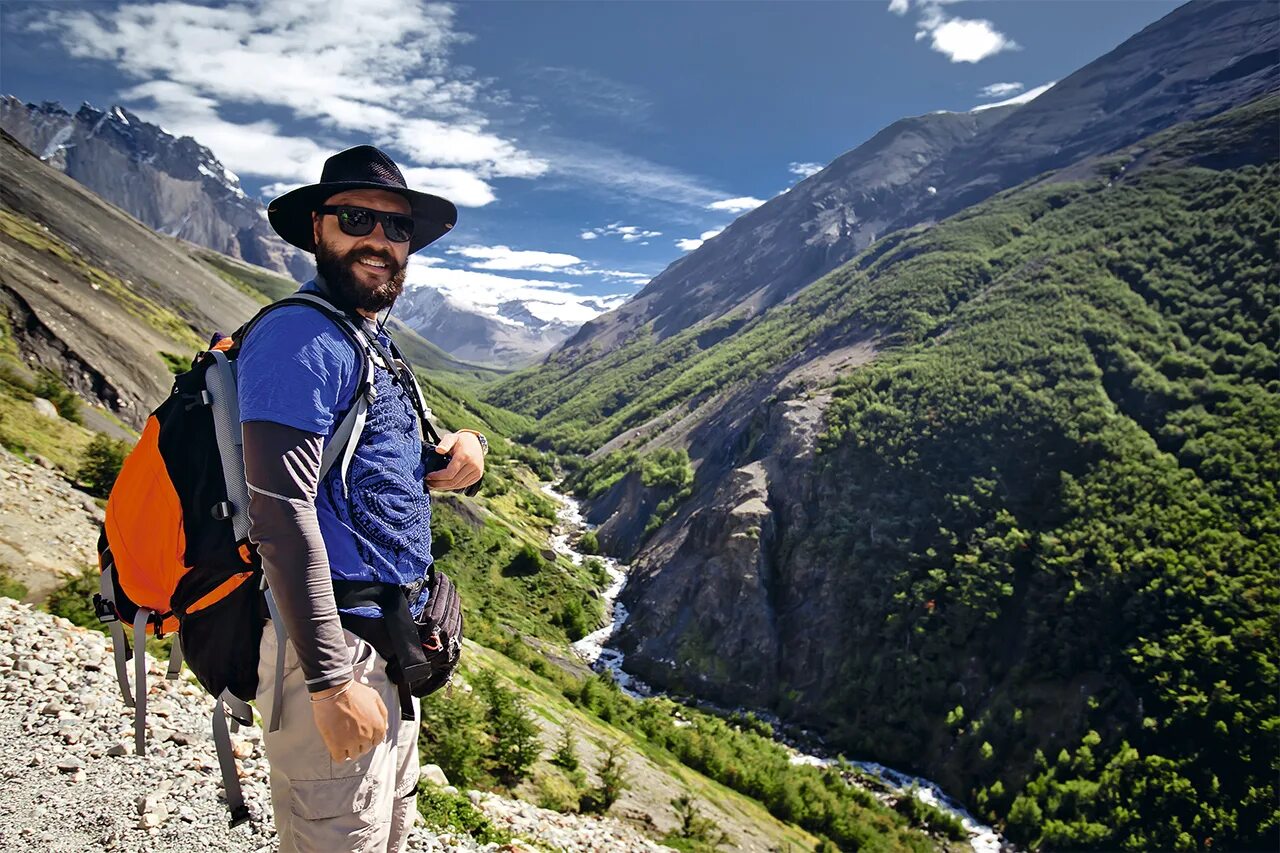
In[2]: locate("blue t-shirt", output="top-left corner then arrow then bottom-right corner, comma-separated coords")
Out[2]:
237,282 -> 432,618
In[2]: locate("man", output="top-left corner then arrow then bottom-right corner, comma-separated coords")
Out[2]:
237,145 -> 486,852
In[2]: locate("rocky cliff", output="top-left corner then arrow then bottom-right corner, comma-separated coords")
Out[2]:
553,0 -> 1277,364
0,97 -> 312,281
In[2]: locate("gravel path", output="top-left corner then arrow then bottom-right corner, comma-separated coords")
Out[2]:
0,597 -> 670,853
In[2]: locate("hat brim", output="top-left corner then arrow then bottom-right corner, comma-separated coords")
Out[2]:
267,181 -> 458,254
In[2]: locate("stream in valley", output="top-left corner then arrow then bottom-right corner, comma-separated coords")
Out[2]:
540,483 -> 1006,853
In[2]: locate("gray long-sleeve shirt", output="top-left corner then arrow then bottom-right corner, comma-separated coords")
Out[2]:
243,421 -> 352,693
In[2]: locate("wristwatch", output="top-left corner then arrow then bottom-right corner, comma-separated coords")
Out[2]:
457,429 -> 488,456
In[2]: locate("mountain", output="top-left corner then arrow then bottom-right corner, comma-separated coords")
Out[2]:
485,2 -> 1279,848
553,0 -> 1277,364
396,285 -> 580,368
0,96 -> 312,282
0,127 -> 496,431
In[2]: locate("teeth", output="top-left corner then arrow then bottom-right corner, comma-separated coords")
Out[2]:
359,259 -> 387,268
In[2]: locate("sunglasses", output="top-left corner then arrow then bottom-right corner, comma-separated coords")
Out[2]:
318,205 -> 415,243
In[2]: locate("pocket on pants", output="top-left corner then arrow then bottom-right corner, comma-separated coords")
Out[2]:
289,772 -> 386,850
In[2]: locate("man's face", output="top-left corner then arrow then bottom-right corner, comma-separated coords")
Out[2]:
311,188 -> 412,314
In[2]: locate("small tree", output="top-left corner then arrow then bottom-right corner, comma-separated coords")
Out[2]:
552,723 -> 579,773
419,686 -> 490,788
581,739 -> 631,813
77,434 -> 130,498
477,671 -> 540,789
670,794 -> 729,848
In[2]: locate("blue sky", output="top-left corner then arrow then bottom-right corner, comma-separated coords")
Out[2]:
1,0 -> 1181,324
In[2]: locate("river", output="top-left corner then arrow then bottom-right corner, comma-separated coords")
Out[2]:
540,482 -> 1007,853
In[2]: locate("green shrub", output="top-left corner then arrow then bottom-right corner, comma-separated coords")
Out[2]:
559,597 -> 593,642
578,530 -> 599,555
475,671 -> 540,789
0,569 -> 28,601
43,565 -> 101,630
552,723 -> 580,772
419,685 -> 490,788
33,370 -> 82,424
504,542 -> 546,576
580,739 -> 630,814
416,787 -> 511,845
532,766 -> 583,813
77,434 -> 130,498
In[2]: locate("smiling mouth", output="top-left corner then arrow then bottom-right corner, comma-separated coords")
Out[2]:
357,257 -> 389,270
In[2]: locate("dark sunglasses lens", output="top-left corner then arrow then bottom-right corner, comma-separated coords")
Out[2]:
383,214 -> 414,242
337,207 -> 374,236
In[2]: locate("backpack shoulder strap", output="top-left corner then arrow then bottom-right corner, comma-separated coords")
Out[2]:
235,293 -> 384,487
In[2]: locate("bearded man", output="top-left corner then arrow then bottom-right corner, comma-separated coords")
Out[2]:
236,145 -> 486,852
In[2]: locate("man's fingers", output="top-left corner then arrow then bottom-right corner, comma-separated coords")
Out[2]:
428,462 -> 480,491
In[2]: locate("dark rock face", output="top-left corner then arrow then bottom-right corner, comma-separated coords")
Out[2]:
395,285 -> 579,368
556,0 -> 1278,365
0,97 -> 310,281
0,129 -> 266,427
558,108 -> 1011,359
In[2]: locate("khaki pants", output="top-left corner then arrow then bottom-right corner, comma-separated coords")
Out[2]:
256,625 -> 420,853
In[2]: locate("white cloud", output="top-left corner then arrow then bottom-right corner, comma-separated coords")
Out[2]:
448,245 -> 583,272
978,82 -> 1024,98
707,197 -> 765,214
888,1 -> 1017,63
927,19 -> 1016,63
675,229 -> 723,252
442,243 -> 654,283
582,222 -> 663,242
789,161 -> 824,179
405,265 -> 631,326
31,0 -> 544,206
971,81 -> 1056,112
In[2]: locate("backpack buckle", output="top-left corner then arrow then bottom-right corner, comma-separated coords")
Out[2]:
92,593 -> 118,624
211,501 -> 234,521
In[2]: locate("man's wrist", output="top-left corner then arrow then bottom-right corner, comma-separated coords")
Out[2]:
310,679 -> 353,701
456,428 -> 488,456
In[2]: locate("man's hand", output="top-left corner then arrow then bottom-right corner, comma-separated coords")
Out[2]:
311,680 -> 388,763
425,431 -> 485,492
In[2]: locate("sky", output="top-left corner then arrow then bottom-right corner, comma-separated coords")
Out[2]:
0,0 -> 1182,325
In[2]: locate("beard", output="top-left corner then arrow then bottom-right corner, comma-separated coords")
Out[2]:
314,238 -> 407,313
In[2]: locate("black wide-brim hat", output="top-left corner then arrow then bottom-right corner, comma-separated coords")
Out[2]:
268,145 -> 457,254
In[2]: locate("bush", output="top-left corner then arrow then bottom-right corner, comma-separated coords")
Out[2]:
43,565 -> 101,630
665,794 -> 729,850
416,787 -> 511,845
476,671 -> 540,789
505,542 -> 545,576
419,685 -> 490,788
552,724 -> 580,772
533,766 -> 583,813
580,739 -> 630,814
77,434 -> 130,498
33,370 -> 82,424
559,597 -> 594,642
0,568 -> 28,601
578,530 -> 600,555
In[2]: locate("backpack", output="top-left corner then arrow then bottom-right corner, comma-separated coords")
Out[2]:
92,291 -> 465,826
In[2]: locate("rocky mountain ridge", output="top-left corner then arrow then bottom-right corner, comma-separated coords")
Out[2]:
396,285 -> 582,368
553,0 -> 1278,363
0,97 -> 312,281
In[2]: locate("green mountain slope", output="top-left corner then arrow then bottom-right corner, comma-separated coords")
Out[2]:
487,95 -> 1279,849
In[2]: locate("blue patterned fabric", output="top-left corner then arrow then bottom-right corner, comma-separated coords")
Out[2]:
238,281 -> 432,618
